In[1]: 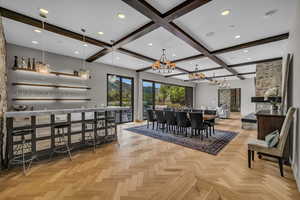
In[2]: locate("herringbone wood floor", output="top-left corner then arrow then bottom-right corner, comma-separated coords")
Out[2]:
0,113 -> 300,200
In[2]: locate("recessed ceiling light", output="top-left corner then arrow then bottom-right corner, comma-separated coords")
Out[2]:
247,58 -> 252,60
39,8 -> 49,14
221,10 -> 230,16
235,35 -> 241,39
32,41 -> 39,44
148,43 -> 153,46
34,29 -> 42,33
98,31 -> 104,35
74,51 -> 79,54
83,43 -> 88,47
243,50 -> 249,53
117,13 -> 126,19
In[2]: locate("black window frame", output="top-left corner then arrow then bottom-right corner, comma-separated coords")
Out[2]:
107,74 -> 134,123
142,79 -> 193,119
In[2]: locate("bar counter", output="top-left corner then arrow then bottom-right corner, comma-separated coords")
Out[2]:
3,106 -> 130,168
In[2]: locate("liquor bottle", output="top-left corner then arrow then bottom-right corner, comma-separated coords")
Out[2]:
32,58 -> 36,71
21,57 -> 26,69
13,56 -> 18,69
27,58 -> 31,70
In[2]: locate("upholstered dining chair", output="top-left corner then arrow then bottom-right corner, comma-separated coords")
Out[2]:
247,107 -> 296,177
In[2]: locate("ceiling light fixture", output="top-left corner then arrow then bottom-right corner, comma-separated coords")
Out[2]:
152,49 -> 176,74
235,35 -> 241,39
221,10 -> 230,16
247,58 -> 252,60
243,50 -> 249,53
117,13 -> 126,19
36,21 -> 50,74
39,8 -> 49,18
34,29 -> 42,33
74,51 -> 79,54
32,41 -> 39,44
148,43 -> 153,46
189,64 -> 205,80
79,28 -> 90,80
98,31 -> 104,35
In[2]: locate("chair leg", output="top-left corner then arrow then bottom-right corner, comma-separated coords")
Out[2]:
248,150 -> 251,168
278,157 -> 284,177
147,121 -> 149,129
152,122 -> 154,130
252,151 -> 254,161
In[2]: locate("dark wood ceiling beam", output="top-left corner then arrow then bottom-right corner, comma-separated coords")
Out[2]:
162,0 -> 212,21
165,66 -> 223,78
173,33 -> 289,63
86,49 -> 113,62
91,0 -> 212,62
229,57 -> 282,68
117,48 -> 157,62
122,0 -> 242,79
167,57 -> 282,78
213,33 -> 289,55
0,7 -> 112,49
113,22 -> 160,49
185,72 -> 256,82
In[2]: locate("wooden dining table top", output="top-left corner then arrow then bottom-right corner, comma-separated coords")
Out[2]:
203,114 -> 217,120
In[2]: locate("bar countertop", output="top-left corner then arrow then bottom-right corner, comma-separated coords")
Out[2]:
256,110 -> 286,117
5,106 -> 130,118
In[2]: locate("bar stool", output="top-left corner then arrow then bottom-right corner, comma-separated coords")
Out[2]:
51,123 -> 72,160
10,128 -> 36,174
105,111 -> 117,142
85,120 -> 98,152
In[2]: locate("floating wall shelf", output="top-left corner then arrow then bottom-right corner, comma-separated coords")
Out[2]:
12,67 -> 84,78
13,82 -> 91,90
12,98 -> 91,101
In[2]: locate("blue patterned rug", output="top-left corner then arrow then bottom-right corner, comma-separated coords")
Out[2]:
125,125 -> 238,155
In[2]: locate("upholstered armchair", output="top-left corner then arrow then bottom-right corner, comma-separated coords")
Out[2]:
217,104 -> 230,119
247,107 -> 296,177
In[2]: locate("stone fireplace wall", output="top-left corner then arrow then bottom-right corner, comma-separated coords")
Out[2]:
0,15 -> 7,169
255,60 -> 282,111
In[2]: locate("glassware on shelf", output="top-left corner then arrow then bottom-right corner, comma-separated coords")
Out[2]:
21,57 -> 26,69
27,58 -> 31,70
32,58 -> 36,71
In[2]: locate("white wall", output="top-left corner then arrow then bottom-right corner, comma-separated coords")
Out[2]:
6,43 -> 196,121
287,0 -> 300,190
195,78 -> 256,116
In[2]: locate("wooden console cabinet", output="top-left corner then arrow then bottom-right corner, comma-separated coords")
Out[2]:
256,110 -> 286,140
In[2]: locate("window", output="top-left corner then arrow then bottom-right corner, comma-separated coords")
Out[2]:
142,80 -> 193,119
107,74 -> 134,123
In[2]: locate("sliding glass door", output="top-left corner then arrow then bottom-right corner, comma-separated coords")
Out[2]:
107,74 -> 134,123
143,81 -> 154,119
142,80 -> 193,119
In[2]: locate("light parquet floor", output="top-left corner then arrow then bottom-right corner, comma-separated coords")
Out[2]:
0,113 -> 300,200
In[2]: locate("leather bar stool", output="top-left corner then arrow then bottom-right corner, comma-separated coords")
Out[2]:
10,128 -> 36,174
51,123 -> 72,160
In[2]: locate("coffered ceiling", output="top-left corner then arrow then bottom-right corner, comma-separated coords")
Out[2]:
0,0 -> 297,82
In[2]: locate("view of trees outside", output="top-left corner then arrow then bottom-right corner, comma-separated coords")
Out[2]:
143,81 -> 187,118
155,83 -> 186,109
107,75 -> 133,123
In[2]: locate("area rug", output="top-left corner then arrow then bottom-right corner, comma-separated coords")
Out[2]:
125,125 -> 238,155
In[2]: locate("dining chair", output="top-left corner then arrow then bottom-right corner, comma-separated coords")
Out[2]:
247,107 -> 296,177
146,109 -> 156,129
155,110 -> 167,132
190,112 -> 208,139
176,112 -> 191,137
165,111 -> 177,134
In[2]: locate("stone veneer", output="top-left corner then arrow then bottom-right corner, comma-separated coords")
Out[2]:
0,15 -> 7,169
255,60 -> 282,111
